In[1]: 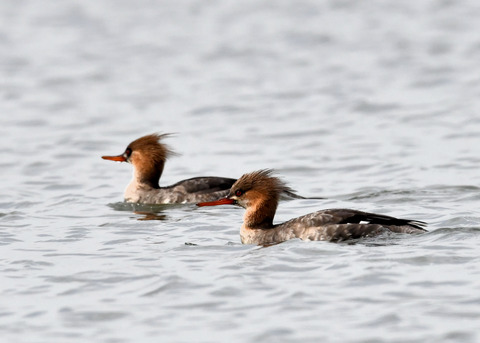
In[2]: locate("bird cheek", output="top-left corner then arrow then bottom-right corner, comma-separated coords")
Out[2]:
236,198 -> 248,208
128,152 -> 139,165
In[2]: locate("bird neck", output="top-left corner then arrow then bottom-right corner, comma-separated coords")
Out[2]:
132,162 -> 164,189
243,198 -> 277,229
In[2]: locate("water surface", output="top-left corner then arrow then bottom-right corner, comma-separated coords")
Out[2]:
1,1 -> 480,342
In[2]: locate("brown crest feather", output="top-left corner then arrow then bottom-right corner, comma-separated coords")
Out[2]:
127,133 -> 177,188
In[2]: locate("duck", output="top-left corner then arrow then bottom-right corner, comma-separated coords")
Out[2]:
102,134 -> 304,204
197,169 -> 427,245
102,133 -> 237,204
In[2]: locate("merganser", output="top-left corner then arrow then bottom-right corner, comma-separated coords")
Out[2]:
102,133 -> 237,204
197,169 -> 427,245
102,134 -> 305,204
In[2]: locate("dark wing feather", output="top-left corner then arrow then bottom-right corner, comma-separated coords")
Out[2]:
282,208 -> 427,233
332,209 -> 427,231
165,177 -> 236,194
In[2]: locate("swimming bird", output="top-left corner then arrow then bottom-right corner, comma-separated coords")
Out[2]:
102,134 -> 304,204
102,134 -> 237,204
197,169 -> 427,245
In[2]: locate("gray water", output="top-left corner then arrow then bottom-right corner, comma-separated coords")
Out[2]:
2,1 -> 480,342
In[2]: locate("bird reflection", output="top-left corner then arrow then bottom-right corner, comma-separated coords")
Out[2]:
133,211 -> 168,221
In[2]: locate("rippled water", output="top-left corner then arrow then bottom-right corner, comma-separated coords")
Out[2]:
2,1 -> 480,342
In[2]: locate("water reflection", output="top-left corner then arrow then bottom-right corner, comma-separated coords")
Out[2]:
133,210 -> 168,221
108,202 -> 170,221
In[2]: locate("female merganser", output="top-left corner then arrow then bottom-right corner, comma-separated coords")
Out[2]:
197,169 -> 427,245
102,133 -> 237,204
102,134 -> 304,204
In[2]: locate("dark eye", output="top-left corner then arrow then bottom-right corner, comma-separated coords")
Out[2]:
124,148 -> 132,157
235,189 -> 243,197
